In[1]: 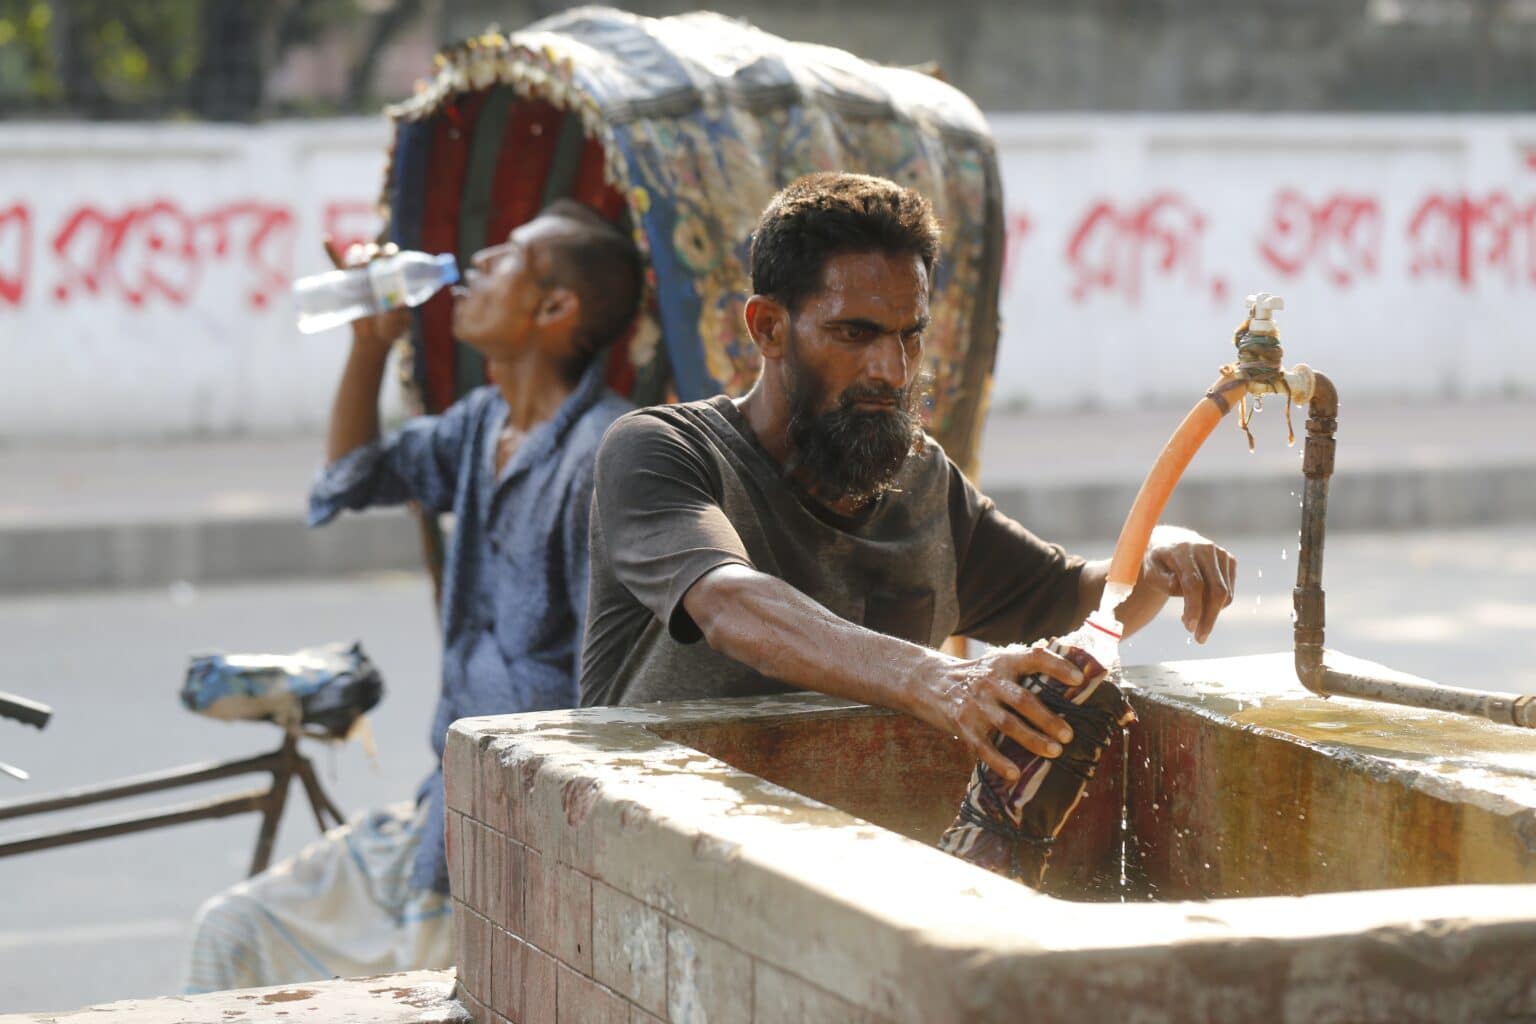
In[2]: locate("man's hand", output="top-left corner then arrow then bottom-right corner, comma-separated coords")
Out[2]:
323,238 -> 411,353
1140,525 -> 1237,644
912,644 -> 1085,781
322,238 -> 411,465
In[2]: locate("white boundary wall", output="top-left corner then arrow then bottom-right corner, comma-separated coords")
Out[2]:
991,114 -> 1536,410
3,115 -> 1535,440
0,119 -> 393,442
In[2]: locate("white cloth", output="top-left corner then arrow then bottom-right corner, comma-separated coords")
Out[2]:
184,800 -> 453,994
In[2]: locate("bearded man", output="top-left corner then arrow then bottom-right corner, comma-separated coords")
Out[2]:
581,173 -> 1237,781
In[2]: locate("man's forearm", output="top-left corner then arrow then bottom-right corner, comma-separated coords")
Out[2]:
683,563 -> 1086,776
687,565 -> 947,720
326,340 -> 391,464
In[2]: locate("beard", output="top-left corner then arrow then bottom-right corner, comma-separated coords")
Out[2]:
782,337 -> 926,509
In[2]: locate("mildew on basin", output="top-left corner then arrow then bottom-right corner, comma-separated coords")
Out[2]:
444,653 -> 1536,1024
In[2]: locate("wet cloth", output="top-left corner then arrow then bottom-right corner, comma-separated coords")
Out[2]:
308,355 -> 632,891
581,396 -> 1085,706
938,639 -> 1135,884
185,801 -> 452,994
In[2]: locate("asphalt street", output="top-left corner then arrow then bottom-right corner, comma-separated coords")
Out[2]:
2,524 -> 1534,1012
0,572 -> 442,1013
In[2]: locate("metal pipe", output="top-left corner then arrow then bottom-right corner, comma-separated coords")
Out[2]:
1292,372 -> 1336,697
0,733 -> 349,875
1292,372 -> 1536,728
0,788 -> 268,859
0,691 -> 52,730
0,747 -> 284,821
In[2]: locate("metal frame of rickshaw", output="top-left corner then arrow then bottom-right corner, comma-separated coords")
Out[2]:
0,688 -> 346,877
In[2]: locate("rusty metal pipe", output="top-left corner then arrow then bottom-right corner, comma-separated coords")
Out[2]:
0,788 -> 269,859
1292,372 -> 1336,697
0,746 -> 287,821
1292,372 -> 1536,728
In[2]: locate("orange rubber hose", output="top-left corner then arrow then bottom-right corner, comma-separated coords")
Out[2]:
1106,374 -> 1245,588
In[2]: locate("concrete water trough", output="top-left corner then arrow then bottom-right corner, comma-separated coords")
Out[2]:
443,653 -> 1536,1023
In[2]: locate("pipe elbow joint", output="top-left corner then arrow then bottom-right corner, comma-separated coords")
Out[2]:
1308,371 -> 1338,419
1295,643 -> 1327,697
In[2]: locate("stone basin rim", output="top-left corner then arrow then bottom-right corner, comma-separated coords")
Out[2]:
450,654 -> 1536,960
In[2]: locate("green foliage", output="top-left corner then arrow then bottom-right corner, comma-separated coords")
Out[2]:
0,0 -> 205,114
0,1 -> 61,103
0,0 -> 420,119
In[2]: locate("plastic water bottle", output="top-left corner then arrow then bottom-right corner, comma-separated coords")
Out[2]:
293,251 -> 460,334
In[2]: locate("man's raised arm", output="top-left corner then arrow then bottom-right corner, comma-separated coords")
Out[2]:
322,240 -> 411,464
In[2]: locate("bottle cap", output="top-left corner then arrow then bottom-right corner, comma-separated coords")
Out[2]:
434,253 -> 461,286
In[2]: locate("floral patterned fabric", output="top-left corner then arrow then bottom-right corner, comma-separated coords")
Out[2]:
383,6 -> 1004,470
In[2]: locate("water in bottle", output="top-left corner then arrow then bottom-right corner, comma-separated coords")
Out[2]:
293,251 -> 460,334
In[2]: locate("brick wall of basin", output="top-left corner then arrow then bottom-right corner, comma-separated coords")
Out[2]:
444,655 -> 1536,1024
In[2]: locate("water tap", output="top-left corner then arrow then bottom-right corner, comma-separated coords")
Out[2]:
1230,292 -> 1315,406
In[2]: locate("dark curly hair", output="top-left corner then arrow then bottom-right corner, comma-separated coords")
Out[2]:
749,172 -> 941,312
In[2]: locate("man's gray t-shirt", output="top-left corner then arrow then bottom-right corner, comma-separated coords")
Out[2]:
580,395 -> 1085,706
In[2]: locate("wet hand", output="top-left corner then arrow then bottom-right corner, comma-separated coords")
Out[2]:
323,238 -> 411,352
1143,525 -> 1237,644
924,644 -> 1084,781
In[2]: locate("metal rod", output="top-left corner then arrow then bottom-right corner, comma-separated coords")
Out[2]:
296,756 -> 345,831
1292,372 -> 1536,728
0,747 -> 283,822
0,691 -> 52,730
0,788 -> 268,858
247,735 -> 297,876
1293,373 -> 1336,698
1320,656 -> 1536,726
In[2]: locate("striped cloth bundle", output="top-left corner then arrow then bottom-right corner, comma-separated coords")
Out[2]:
938,639 -> 1135,885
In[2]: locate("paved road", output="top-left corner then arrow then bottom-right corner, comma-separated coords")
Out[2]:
1105,523 -> 1536,695
0,572 -> 441,1013
2,524 -> 1534,1012
6,397 -> 1533,594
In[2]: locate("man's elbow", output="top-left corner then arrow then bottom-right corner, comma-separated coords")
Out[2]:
683,564 -> 754,651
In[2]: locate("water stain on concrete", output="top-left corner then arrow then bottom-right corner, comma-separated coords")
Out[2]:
257,989 -> 315,1004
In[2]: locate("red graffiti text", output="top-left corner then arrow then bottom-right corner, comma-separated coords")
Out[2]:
51,199 -> 297,310
1000,211 -> 1033,296
1257,189 -> 1381,288
1408,192 -> 1536,288
322,200 -> 384,260
0,203 -> 31,308
1065,193 -> 1225,304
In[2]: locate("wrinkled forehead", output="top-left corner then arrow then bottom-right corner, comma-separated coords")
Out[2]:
802,250 -> 929,323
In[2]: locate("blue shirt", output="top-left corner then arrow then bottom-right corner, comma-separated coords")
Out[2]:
308,358 -> 632,891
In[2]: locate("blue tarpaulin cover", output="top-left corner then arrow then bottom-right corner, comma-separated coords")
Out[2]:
181,642 -> 383,739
